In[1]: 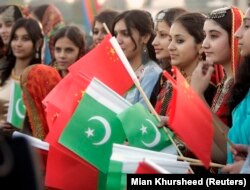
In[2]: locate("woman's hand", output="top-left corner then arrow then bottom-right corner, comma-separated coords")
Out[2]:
221,160 -> 245,174
157,116 -> 169,128
230,144 -> 249,161
190,61 -> 214,96
0,122 -> 19,137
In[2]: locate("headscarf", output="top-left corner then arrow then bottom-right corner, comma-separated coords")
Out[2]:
40,4 -> 64,61
20,64 -> 61,140
41,4 -> 64,38
208,6 -> 243,80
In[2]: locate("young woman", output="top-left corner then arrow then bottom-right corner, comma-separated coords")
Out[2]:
0,5 -> 23,67
191,7 -> 244,164
112,10 -> 162,108
90,9 -> 119,49
151,8 -> 187,112
202,7 -> 243,126
0,5 -> 23,46
0,18 -> 43,125
52,25 -> 85,77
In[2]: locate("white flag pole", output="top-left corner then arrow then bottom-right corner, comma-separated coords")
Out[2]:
104,23 -> 194,173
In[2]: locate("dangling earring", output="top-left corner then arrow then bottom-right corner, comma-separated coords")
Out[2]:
35,48 -> 40,59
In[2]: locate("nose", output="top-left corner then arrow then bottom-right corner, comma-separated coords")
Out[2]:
0,25 -> 8,34
97,31 -> 104,41
58,50 -> 66,58
234,26 -> 242,39
152,36 -> 159,46
116,34 -> 123,45
202,36 -> 209,49
168,40 -> 175,51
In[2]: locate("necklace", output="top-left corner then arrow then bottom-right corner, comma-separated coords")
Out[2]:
211,76 -> 234,113
11,69 -> 20,81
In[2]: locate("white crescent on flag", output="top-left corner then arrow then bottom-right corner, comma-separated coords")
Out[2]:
88,116 -> 111,145
141,119 -> 161,148
15,98 -> 25,119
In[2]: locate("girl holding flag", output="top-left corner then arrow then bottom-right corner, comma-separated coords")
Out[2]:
112,9 -> 162,108
0,18 -> 43,134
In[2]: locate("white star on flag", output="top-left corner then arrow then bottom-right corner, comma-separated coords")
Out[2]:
85,127 -> 94,138
140,125 -> 147,134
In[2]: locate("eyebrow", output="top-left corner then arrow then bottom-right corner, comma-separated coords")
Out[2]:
173,34 -> 185,38
205,29 -> 220,33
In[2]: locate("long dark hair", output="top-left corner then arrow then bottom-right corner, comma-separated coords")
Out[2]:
0,18 -> 43,86
53,25 -> 85,60
112,9 -> 157,62
228,56 -> 250,112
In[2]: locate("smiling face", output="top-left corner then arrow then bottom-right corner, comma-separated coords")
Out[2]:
235,8 -> 250,57
152,21 -> 171,60
168,22 -> 200,70
202,19 -> 231,65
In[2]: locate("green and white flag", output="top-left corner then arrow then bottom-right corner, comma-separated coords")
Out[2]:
59,78 -> 131,173
117,103 -> 174,152
106,144 -> 190,189
7,81 -> 25,129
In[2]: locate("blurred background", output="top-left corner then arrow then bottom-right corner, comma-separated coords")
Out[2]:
1,0 -> 249,34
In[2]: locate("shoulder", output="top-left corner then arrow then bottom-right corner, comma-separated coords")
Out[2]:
144,60 -> 162,74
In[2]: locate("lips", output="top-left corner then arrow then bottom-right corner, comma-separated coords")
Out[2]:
170,54 -> 178,59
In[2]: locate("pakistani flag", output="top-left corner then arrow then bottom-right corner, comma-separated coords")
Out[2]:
118,103 -> 173,151
59,78 -> 131,173
106,144 -> 189,189
7,81 -> 26,129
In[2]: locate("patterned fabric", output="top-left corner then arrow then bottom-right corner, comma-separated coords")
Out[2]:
21,64 -> 61,140
41,4 -> 64,59
211,76 -> 234,126
154,73 -> 173,115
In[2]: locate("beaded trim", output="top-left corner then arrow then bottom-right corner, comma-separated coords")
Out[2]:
208,6 -> 230,19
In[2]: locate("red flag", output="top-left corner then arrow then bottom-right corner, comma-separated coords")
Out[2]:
135,162 -> 159,174
163,67 -> 213,168
69,34 -> 134,95
43,34 -> 133,132
45,145 -> 98,190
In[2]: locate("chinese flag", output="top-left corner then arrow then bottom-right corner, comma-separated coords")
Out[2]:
43,34 -> 134,132
69,34 -> 133,95
163,67 -> 213,168
135,161 -> 160,174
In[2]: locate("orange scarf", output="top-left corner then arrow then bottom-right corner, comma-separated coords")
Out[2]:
21,64 -> 61,140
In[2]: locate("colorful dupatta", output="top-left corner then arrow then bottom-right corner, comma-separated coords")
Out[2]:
21,64 -> 61,140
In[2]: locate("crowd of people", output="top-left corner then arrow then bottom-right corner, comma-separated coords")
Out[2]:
0,2 -> 250,189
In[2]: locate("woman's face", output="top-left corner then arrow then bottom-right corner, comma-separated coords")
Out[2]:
168,22 -> 200,70
92,21 -> 108,46
11,27 -> 34,59
54,36 -> 80,71
235,8 -> 250,57
0,15 -> 14,45
152,21 -> 171,60
202,19 -> 231,65
114,19 -> 143,61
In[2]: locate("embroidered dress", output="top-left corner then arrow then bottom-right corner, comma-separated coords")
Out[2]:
211,76 -> 234,126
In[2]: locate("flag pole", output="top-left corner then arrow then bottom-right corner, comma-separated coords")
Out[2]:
104,23 -> 194,173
